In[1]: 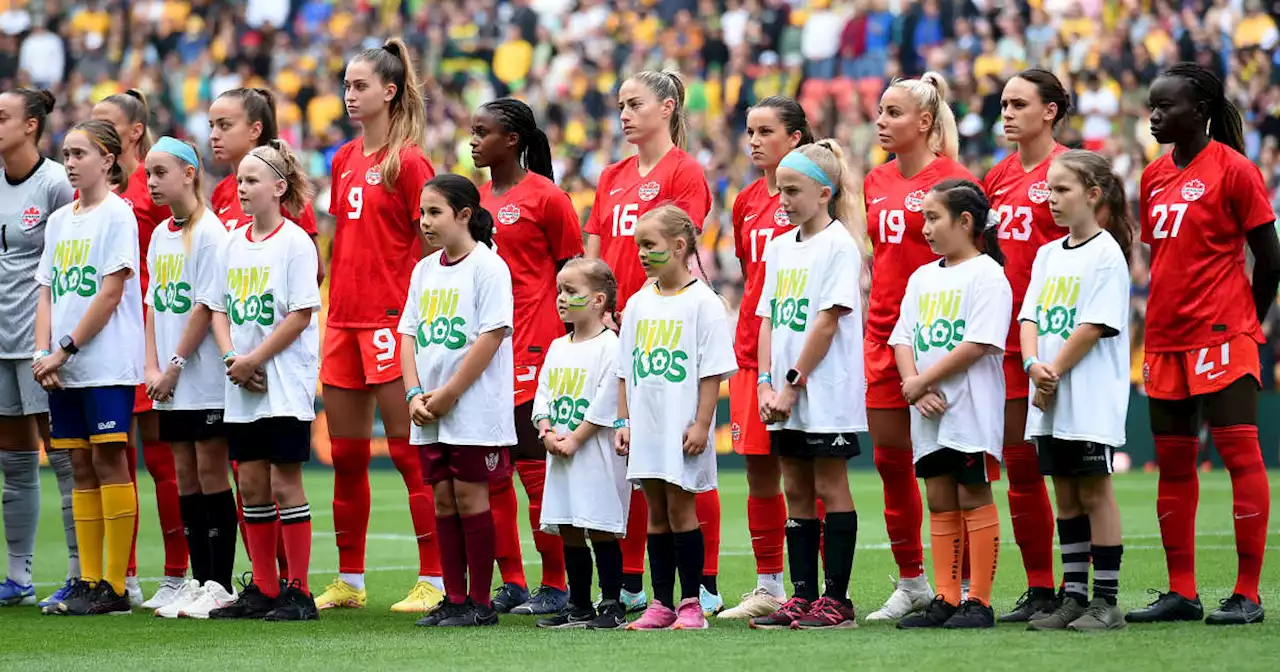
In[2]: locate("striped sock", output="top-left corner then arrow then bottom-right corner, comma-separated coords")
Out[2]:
279,503 -> 312,593
1092,545 -> 1122,605
1058,515 -> 1091,606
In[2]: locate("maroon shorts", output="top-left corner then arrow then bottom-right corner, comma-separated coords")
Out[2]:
418,443 -> 512,484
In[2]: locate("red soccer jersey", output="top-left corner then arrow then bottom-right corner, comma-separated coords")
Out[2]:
584,148 -> 712,312
1141,140 -> 1274,352
115,164 -> 170,295
732,178 -> 795,369
327,139 -> 436,329
211,173 -> 320,236
484,172 -> 585,405
984,144 -> 1068,352
863,155 -> 977,343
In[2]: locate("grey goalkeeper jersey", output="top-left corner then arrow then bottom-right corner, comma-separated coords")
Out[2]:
0,158 -> 74,358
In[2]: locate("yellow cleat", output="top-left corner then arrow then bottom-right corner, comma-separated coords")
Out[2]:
314,578 -> 367,610
390,580 -> 444,613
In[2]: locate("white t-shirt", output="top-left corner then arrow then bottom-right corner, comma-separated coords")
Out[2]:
398,244 -> 516,448
1019,233 -> 1130,447
535,329 -> 629,534
210,221 -> 321,423
889,254 -> 1012,461
617,281 -> 737,493
35,193 -> 144,388
755,221 -> 868,433
146,210 -> 230,411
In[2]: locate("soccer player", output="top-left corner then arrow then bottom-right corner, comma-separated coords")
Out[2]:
1128,63 -> 1278,626
92,90 -> 185,607
616,205 -> 736,631
318,39 -> 445,614
719,96 -> 812,620
749,142 -> 866,631
585,69 -> 720,615
982,68 -> 1070,622
0,88 -> 74,607
36,120 -> 145,616
142,137 -> 237,618
208,140 -> 321,622
471,98 -> 582,615
1021,150 -> 1132,632
891,180 -> 1012,630
863,72 -> 976,621
401,174 -> 515,628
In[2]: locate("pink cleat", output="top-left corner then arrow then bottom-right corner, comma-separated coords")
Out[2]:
672,597 -> 709,630
626,601 -> 678,630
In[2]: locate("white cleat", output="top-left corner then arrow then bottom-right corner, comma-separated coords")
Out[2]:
155,580 -> 203,619
864,575 -> 934,621
142,576 -> 188,610
718,588 -> 784,619
180,582 -> 236,619
126,576 -> 146,608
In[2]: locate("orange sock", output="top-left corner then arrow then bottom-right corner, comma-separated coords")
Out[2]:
962,504 -> 1000,607
929,511 -> 963,606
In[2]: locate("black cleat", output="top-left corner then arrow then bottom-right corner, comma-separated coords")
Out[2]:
1125,590 -> 1203,623
264,580 -> 319,621
898,596 -> 958,629
586,599 -> 628,630
1205,594 -> 1264,625
44,579 -> 97,616
210,575 -> 275,620
943,599 -> 996,629
85,581 -> 132,616
491,582 -> 528,614
999,587 -> 1058,623
416,600 -> 467,627
439,598 -> 500,627
537,604 -> 596,629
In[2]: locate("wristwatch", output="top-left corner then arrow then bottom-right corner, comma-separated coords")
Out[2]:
58,335 -> 78,355
785,368 -> 806,387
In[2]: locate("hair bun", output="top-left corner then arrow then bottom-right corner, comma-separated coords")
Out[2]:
36,89 -> 56,113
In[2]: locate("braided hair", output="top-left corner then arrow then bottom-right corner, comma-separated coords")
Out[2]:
1162,62 -> 1246,156
479,98 -> 554,181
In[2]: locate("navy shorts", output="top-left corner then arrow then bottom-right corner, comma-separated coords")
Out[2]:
48,386 -> 135,449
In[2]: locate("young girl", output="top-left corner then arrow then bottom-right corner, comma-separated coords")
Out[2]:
889,179 -> 1011,630
0,87 -> 75,608
35,120 -> 144,616
472,97 -> 583,615
749,141 -> 867,631
720,96 -> 812,620
92,90 -> 184,606
141,137 -> 237,619
319,38 -> 444,614
531,258 -> 629,630
616,205 -> 736,631
864,72 -> 976,621
1020,150 -> 1132,632
400,174 -> 514,628
207,140 -> 321,622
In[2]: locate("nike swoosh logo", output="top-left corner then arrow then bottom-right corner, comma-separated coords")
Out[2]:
871,197 -> 887,204
341,170 -> 353,179
1158,512 -> 1172,521
218,206 -> 231,215
1150,187 -> 1165,196
610,188 -> 625,196
1206,371 -> 1225,380
1234,512 -> 1260,520
744,214 -> 758,222
376,362 -> 394,372
993,188 -> 1009,196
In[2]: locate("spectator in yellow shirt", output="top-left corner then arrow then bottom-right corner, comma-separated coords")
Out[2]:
493,25 -> 533,90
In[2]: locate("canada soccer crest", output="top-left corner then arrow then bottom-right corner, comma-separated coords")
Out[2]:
904,190 -> 926,212
774,208 -> 791,226
497,204 -> 521,225
20,206 -> 41,230
638,181 -> 661,202
1027,180 -> 1051,204
731,422 -> 742,443
365,167 -> 382,186
1181,179 -> 1205,202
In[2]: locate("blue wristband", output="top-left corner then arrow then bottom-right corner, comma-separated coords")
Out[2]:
222,350 -> 237,362
613,418 -> 629,430
757,372 -> 772,385
405,386 -> 424,402
1022,356 -> 1039,373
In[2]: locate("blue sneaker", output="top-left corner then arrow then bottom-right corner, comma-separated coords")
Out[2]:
0,578 -> 35,606
510,585 -> 569,615
595,588 -> 650,613
38,578 -> 75,610
700,585 -> 724,616
491,582 -> 529,614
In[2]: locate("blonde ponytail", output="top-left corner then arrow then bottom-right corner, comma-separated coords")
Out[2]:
792,140 -> 869,256
889,71 -> 959,160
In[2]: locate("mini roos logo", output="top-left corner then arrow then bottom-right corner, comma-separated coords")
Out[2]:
904,190 -> 926,212
1181,179 -> 1206,202
497,204 -> 521,225
731,422 -> 742,443
485,452 -> 500,472
365,167 -> 382,186
774,208 -> 791,226
638,181 -> 661,202
20,206 -> 41,230
1027,180 -> 1051,204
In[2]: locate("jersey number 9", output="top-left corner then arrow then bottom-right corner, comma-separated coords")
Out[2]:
347,187 -> 364,220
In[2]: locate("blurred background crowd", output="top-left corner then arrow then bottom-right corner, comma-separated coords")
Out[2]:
2,0 -> 1280,389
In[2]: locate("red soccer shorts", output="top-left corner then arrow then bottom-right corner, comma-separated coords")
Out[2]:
1004,353 -> 1029,401
729,368 -> 771,456
133,383 -> 152,414
865,338 -> 908,410
419,444 -> 512,484
321,326 -> 403,390
1143,333 -> 1261,401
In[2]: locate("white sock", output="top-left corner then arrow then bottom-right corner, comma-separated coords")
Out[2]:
422,576 -> 444,592
339,573 -> 365,591
757,573 -> 785,598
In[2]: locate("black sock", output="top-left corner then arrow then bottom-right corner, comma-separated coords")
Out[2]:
179,493 -> 209,584
206,489 -> 239,593
701,574 -> 717,595
564,544 -> 594,611
621,572 -> 643,594
822,511 -> 857,605
786,518 -> 822,601
593,539 -> 623,602
1058,516 -> 1091,606
673,529 -> 704,602
647,532 -> 676,607
1091,544 -> 1122,606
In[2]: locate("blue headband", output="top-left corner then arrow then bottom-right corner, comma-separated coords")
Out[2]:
779,150 -> 836,194
152,136 -> 198,168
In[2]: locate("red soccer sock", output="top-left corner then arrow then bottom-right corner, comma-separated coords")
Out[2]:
747,493 -> 787,575
143,440 -> 188,577
517,461 -> 566,591
1155,435 -> 1200,598
461,510 -> 496,607
231,462 -> 250,560
874,445 -> 924,578
816,498 -> 827,560
389,438 -> 442,577
489,475 -> 526,588
436,514 -> 467,604
1004,443 -> 1055,589
695,489 -> 721,580
279,503 -> 312,593
330,437 -> 372,575
1213,425 -> 1270,603
244,504 -> 281,598
126,441 -> 138,576
621,489 -> 648,576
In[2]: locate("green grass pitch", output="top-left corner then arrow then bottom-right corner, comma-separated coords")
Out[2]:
1,469 -> 1276,671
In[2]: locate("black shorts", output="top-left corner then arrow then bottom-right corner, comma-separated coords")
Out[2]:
226,417 -> 312,464
1035,437 -> 1114,477
508,400 -> 546,462
770,429 -> 860,460
915,448 -> 1001,485
158,409 -> 226,443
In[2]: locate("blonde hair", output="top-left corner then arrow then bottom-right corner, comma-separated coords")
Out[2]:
353,38 -> 428,188
627,70 -> 688,149
888,71 -> 959,160
790,139 -> 869,256
247,139 -> 312,218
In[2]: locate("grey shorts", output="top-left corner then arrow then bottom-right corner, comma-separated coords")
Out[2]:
0,358 -> 48,417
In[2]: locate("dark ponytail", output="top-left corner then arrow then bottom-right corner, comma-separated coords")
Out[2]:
753,96 -> 815,146
1012,68 -> 1070,128
8,88 -> 56,142
479,98 -> 555,181
424,173 -> 495,248
930,178 -> 1005,266
1163,62 -> 1246,156
217,87 -> 280,146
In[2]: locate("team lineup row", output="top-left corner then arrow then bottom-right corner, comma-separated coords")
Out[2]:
0,38 -> 1273,631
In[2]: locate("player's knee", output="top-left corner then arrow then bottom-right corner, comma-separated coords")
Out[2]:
1205,377 -> 1260,428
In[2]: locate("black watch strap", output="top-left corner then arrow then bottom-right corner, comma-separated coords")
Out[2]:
59,335 -> 78,355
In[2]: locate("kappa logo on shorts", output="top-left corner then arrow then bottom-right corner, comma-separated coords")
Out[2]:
485,452 -> 500,472
730,422 -> 742,443
21,206 -> 41,230
365,167 -> 382,186
774,208 -> 791,226
497,204 -> 521,225
638,181 -> 661,202
1181,179 -> 1206,202
831,434 -> 850,447
1027,180 -> 1051,204
97,421 -> 117,432
904,189 -> 926,213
